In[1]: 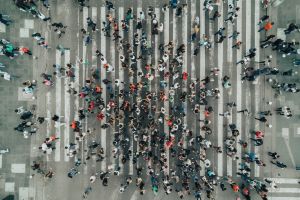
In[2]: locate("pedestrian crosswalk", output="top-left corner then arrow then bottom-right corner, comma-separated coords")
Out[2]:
38,0 -> 285,187
267,178 -> 300,199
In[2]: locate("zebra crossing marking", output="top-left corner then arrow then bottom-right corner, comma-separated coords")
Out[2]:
64,50 -> 71,162
100,6 -> 107,172
217,1 -> 224,177
54,50 -> 62,162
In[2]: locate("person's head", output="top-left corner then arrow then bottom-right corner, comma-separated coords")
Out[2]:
271,22 -> 274,25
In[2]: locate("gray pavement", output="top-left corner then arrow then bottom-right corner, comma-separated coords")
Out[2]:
1,0 -> 300,200
0,0 -> 36,199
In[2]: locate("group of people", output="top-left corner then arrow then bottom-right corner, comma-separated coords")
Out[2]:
2,0 -> 297,200
0,38 -> 32,58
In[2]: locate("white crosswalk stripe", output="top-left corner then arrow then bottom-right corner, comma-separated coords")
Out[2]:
164,6 -> 170,176
235,0 -> 243,174
64,50 -> 71,162
265,178 -> 300,198
269,198 -> 300,200
269,178 -> 300,184
199,0 -> 206,177
100,6 -> 107,172
182,0 -> 188,150
217,1 -> 224,177
54,49 -> 62,162
82,6 -> 89,176
117,6 -> 125,174
254,0 -> 261,178
153,7 -> 160,173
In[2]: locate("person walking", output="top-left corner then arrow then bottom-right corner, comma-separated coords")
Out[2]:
254,115 -> 267,122
268,152 -> 280,159
229,31 -> 240,39
284,23 -> 299,34
257,15 -> 270,25
210,11 -> 221,21
232,41 -> 242,49
0,14 -> 12,26
261,34 -> 275,43
258,21 -> 274,32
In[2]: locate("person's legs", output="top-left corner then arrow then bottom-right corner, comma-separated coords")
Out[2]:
258,27 -> 264,32
284,29 -> 291,34
0,18 -> 9,25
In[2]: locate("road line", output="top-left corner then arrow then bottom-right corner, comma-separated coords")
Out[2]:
182,0 -> 188,150
130,6 -> 143,176
282,131 -> 296,167
152,7 -> 160,173
74,9 -> 80,123
46,91 -> 51,162
252,0 -> 260,178
0,155 -> 2,168
73,6 -> 81,172
100,6 -> 107,172
91,7 -> 98,70
268,188 -> 300,193
54,49 -> 62,162
82,6 -> 88,175
64,50 -> 71,162
109,7 -> 117,173
199,0 -> 206,177
190,0 -> 196,81
243,0 -> 251,171
217,1 -> 224,177
226,0 -> 234,178
235,0 -> 242,172
227,0 -> 233,62
268,178 -> 300,184
118,6 -> 125,175
269,198 -> 300,200
163,7 -> 170,176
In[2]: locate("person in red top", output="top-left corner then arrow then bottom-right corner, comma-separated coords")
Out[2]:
258,21 -> 274,32
96,112 -> 105,121
19,47 -> 32,55
182,72 -> 188,80
49,135 -> 59,142
255,131 -> 264,139
95,85 -> 102,93
71,120 -> 77,129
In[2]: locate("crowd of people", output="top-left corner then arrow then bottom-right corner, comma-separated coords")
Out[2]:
1,0 -> 299,199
